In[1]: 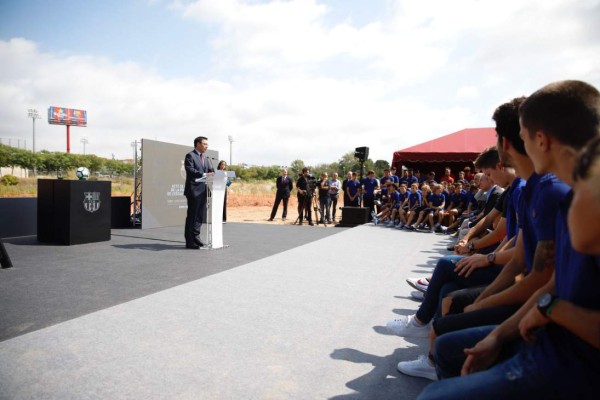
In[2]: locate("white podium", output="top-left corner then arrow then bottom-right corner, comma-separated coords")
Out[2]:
205,170 -> 230,249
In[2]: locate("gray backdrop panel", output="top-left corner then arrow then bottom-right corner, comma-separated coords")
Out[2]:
141,139 -> 219,229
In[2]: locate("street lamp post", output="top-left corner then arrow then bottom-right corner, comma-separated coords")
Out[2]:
228,135 -> 234,165
81,137 -> 89,155
27,108 -> 40,153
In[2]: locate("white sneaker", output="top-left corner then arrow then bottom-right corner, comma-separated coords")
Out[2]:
386,220 -> 395,227
395,222 -> 404,229
410,290 -> 425,301
386,315 -> 429,337
439,226 -> 448,233
406,277 -> 429,293
373,216 -> 379,225
397,355 -> 438,381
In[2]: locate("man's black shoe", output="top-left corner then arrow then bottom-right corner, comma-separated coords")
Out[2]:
186,243 -> 200,249
268,218 -> 274,221
309,222 -> 314,226
193,238 -> 204,247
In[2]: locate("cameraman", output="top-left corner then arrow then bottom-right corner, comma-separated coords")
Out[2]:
296,167 -> 314,226
318,172 -> 332,223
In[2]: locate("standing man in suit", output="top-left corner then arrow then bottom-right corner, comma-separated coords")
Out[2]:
269,168 -> 293,221
184,136 -> 214,249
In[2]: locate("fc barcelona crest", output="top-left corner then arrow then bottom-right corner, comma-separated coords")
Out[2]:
83,192 -> 101,213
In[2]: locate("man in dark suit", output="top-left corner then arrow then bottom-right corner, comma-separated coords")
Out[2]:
184,136 -> 214,249
269,168 -> 293,221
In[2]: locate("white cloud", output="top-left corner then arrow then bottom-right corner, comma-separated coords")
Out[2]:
1,0 -> 600,166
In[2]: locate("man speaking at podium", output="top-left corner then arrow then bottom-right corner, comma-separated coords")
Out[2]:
184,136 -> 214,249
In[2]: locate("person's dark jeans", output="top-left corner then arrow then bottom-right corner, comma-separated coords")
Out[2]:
319,196 -> 331,222
433,305 -> 520,337
330,195 -> 338,219
297,194 -> 311,223
363,195 -> 375,219
415,255 -> 504,325
446,286 -> 487,314
418,327 -> 557,400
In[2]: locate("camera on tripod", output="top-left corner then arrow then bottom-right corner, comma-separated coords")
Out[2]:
306,174 -> 318,194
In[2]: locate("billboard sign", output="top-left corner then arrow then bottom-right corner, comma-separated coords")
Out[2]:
48,106 -> 87,126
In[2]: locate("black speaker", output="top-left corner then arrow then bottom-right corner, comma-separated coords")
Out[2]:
354,146 -> 369,161
337,207 -> 369,227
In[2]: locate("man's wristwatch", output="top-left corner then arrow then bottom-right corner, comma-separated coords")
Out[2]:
467,241 -> 475,252
486,252 -> 496,265
537,293 -> 559,317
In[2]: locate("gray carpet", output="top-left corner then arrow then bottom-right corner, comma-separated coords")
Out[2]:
0,223 -> 453,399
0,223 -> 341,341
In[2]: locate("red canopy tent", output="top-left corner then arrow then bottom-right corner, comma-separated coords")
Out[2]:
392,127 -> 497,179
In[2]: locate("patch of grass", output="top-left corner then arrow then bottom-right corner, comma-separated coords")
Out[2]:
0,175 -> 134,197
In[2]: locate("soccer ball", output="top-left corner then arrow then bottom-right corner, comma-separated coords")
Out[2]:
76,167 -> 90,180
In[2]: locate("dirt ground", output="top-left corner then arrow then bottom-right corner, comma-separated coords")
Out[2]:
225,194 -> 339,228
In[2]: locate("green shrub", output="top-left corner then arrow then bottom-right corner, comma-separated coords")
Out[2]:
1,175 -> 20,186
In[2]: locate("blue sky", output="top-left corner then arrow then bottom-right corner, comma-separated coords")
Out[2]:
1,0 -> 599,165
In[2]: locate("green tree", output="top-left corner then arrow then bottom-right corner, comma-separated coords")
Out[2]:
289,159 -> 305,179
0,145 -> 9,175
373,159 -> 390,177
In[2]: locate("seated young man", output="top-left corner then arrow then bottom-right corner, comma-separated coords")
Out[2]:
440,182 -> 478,234
425,171 -> 437,186
392,184 -> 409,228
400,111 -> 570,382
412,184 -> 433,229
373,182 -> 398,224
418,184 -> 445,233
450,174 -> 503,244
401,183 -> 422,229
419,80 -> 600,400
437,183 -> 466,231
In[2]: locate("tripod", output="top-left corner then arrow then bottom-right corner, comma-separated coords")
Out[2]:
294,192 -> 313,225
312,194 -> 327,226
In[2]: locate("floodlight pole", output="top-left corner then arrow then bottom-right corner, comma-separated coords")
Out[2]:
228,135 -> 234,165
81,137 -> 88,155
27,108 -> 40,153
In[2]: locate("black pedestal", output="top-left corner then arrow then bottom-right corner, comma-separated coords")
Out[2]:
111,196 -> 132,229
336,207 -> 369,227
38,179 -> 111,245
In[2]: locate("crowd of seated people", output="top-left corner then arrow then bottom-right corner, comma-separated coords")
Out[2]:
371,166 -> 488,234
378,80 -> 600,399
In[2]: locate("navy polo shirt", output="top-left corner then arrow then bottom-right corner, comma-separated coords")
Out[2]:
389,190 -> 400,207
517,173 -> 570,273
408,191 -> 422,208
533,190 -> 600,399
361,177 -> 378,197
347,180 -> 360,196
429,193 -> 445,208
505,177 -> 526,242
